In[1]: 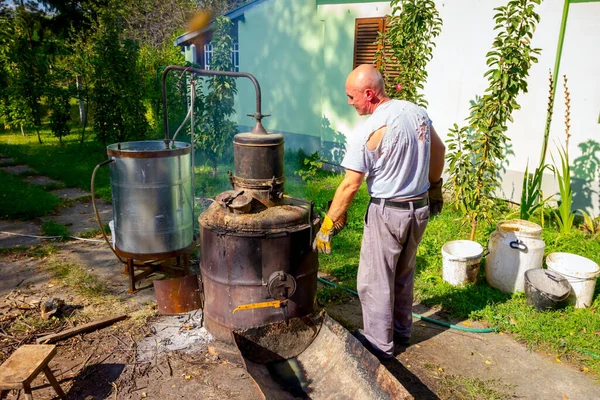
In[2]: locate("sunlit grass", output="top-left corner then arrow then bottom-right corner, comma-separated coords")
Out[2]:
0,170 -> 60,219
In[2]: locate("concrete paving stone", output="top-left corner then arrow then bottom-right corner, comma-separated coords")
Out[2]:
0,165 -> 35,175
41,199 -> 112,236
50,188 -> 89,200
0,220 -> 42,248
23,175 -> 64,187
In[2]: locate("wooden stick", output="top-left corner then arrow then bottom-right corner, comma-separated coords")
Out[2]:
36,315 -> 128,344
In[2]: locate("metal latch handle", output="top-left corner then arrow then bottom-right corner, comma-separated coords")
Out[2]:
232,300 -> 286,314
509,240 -> 528,251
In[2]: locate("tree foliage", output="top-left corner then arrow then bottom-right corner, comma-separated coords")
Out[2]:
48,59 -> 72,144
0,2 -> 50,142
193,16 -> 237,174
90,6 -> 148,145
377,0 -> 442,106
445,0 -> 542,240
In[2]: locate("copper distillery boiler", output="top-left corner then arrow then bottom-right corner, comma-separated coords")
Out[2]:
200,128 -> 319,343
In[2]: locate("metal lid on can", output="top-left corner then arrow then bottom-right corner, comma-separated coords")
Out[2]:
496,219 -> 542,238
107,140 -> 191,158
524,269 -> 571,300
234,132 -> 284,146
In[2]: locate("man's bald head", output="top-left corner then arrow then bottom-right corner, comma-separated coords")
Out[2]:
345,65 -> 388,116
346,64 -> 386,96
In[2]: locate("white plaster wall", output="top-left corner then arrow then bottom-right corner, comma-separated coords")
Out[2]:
319,0 -> 600,214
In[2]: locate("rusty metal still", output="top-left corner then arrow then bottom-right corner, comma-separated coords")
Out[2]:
199,133 -> 319,342
199,197 -> 318,342
159,66 -> 409,399
157,66 -> 320,344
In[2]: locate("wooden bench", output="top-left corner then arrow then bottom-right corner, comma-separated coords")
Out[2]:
0,345 -> 65,400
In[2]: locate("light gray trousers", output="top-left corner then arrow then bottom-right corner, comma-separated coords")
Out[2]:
357,200 -> 429,356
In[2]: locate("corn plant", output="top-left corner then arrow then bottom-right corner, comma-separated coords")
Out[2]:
446,0 -> 542,240
551,75 -> 575,235
520,71 -> 554,221
552,146 -> 574,234
520,163 -> 550,221
579,211 -> 600,238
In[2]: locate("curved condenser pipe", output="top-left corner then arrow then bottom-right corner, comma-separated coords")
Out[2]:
161,65 -> 269,142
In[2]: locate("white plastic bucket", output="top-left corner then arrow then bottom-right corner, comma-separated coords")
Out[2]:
546,252 -> 600,308
442,240 -> 484,286
485,220 -> 545,293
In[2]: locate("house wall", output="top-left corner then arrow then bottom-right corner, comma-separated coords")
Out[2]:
314,0 -> 600,214
233,0 -> 325,152
206,0 -> 600,214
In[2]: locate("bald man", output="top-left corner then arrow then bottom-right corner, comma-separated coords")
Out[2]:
313,65 -> 445,360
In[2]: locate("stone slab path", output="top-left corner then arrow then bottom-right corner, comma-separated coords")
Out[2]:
0,165 -> 34,175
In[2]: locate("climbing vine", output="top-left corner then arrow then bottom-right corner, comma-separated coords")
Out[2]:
376,0 -> 442,107
445,0 -> 542,240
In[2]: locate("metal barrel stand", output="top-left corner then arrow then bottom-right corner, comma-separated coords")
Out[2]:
117,243 -> 195,293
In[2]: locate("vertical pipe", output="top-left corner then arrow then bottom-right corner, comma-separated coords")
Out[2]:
539,0 -> 570,167
190,79 -> 196,233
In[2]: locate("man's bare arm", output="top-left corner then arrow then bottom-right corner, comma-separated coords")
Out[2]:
327,169 -> 365,221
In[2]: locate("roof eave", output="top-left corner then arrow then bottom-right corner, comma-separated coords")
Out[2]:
173,0 -> 269,46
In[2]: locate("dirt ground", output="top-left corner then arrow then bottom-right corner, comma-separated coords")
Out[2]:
1,170 -> 599,399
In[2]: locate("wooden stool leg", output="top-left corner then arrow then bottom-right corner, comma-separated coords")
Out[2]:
0,390 -> 7,400
127,258 -> 136,293
43,366 -> 65,399
22,384 -> 33,400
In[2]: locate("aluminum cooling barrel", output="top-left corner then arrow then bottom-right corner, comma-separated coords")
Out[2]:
107,141 -> 194,258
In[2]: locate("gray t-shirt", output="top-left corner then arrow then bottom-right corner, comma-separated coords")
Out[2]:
341,99 -> 431,199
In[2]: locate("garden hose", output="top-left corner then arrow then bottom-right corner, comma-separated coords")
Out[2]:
317,277 -> 600,359
317,277 -> 496,333
91,158 -> 125,264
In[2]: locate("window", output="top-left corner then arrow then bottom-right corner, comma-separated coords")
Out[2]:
203,43 -> 213,70
232,42 -> 239,72
353,17 -> 399,80
203,42 -> 239,72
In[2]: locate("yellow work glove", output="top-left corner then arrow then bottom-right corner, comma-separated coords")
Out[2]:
313,215 -> 336,254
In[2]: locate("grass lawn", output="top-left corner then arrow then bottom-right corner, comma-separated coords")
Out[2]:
301,171 -> 600,377
0,126 -> 117,204
0,169 -> 60,219
2,126 -> 600,377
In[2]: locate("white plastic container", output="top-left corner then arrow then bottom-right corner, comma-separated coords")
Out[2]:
485,220 -> 545,293
442,240 -> 484,286
546,252 -> 600,308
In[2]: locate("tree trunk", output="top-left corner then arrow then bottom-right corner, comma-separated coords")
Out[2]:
469,219 -> 477,241
79,98 -> 89,145
76,76 -> 86,125
20,124 -> 25,137
35,126 -> 42,144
